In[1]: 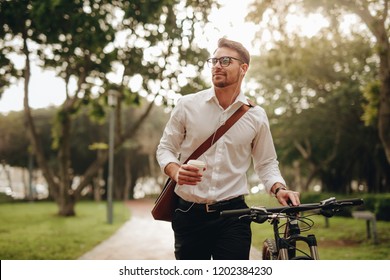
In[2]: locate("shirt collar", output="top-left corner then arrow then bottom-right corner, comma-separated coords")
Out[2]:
235,91 -> 249,105
205,88 -> 215,102
206,87 -> 249,106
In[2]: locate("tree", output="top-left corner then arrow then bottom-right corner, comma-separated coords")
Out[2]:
0,102 -> 166,200
0,0 -> 216,216
245,2 -> 390,192
248,0 -> 390,164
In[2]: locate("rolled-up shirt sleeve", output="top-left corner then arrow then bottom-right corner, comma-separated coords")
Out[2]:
156,99 -> 186,174
252,108 -> 286,193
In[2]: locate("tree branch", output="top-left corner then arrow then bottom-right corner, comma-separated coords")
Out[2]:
22,33 -> 59,200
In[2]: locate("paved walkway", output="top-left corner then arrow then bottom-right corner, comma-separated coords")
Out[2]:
78,198 -> 261,260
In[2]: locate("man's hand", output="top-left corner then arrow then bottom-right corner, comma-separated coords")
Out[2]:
271,183 -> 300,206
164,162 -> 204,185
276,189 -> 300,206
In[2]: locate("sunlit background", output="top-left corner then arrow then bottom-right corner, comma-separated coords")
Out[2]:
0,0 -> 388,202
0,0 -> 339,114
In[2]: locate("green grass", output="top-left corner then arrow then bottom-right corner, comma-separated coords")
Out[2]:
0,201 -> 130,260
247,194 -> 390,260
2,195 -> 390,260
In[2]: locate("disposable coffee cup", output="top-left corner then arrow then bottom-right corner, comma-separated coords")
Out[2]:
188,160 -> 206,175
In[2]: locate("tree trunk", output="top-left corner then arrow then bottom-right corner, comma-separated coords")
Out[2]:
377,44 -> 390,164
58,194 -> 76,216
93,151 -> 105,202
22,33 -> 60,202
124,152 -> 132,201
303,164 -> 319,192
292,160 -> 302,192
57,106 -> 74,215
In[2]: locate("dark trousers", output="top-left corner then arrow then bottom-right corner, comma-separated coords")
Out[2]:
171,198 -> 251,260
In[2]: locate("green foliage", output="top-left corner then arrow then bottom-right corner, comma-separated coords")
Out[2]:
376,198 -> 390,221
358,193 -> 390,222
361,80 -> 380,126
0,193 -> 13,203
0,0 -> 217,215
0,111 -> 31,166
0,54 -> 19,97
246,0 -> 390,193
88,142 -> 108,151
0,100 -> 168,184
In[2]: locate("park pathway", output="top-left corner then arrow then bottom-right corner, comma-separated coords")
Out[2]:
78,198 -> 261,260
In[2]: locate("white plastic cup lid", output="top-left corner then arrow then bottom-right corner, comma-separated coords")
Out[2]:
188,159 -> 206,169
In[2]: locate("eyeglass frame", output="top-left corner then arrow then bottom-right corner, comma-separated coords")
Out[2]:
206,56 -> 245,68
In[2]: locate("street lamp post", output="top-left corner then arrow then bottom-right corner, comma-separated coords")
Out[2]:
107,90 -> 117,224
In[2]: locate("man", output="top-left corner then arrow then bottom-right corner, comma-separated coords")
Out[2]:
156,38 -> 300,260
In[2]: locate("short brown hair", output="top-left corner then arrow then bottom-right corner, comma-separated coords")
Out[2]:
216,38 -> 250,65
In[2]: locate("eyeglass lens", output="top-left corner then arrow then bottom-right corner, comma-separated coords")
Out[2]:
208,57 -> 231,67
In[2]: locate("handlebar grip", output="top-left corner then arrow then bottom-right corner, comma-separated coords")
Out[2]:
335,198 -> 364,206
220,208 -> 251,217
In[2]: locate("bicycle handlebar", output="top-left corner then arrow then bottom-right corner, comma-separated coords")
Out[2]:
220,197 -> 364,220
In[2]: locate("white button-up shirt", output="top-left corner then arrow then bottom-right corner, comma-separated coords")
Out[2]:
156,87 -> 286,204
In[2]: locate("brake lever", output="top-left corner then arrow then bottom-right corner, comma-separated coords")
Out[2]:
320,197 -> 336,206
250,207 -> 269,224
319,197 -> 337,217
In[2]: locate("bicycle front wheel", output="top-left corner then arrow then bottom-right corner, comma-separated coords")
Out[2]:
262,239 -> 278,260
290,256 -> 313,260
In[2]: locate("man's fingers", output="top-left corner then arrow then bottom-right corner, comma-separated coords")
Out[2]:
287,191 -> 300,206
278,190 -> 300,206
177,165 -> 203,185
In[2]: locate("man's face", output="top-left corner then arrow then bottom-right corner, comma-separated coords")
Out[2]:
211,47 -> 243,88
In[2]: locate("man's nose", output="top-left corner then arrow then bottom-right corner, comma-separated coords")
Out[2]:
213,59 -> 222,68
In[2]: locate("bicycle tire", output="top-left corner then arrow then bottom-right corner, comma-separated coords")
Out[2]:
290,256 -> 313,260
262,239 -> 278,260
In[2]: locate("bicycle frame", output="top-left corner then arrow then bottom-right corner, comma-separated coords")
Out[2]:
272,214 -> 319,260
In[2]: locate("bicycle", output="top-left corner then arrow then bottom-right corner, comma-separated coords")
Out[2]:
220,197 -> 364,260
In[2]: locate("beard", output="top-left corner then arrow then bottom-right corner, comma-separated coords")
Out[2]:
213,79 -> 227,88
212,74 -> 240,88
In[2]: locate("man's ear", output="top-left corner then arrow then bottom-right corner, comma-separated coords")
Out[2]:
241,64 -> 248,76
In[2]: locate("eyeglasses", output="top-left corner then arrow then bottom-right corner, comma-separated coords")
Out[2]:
206,56 -> 244,68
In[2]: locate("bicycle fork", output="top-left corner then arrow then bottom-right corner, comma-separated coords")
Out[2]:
276,217 -> 320,260
278,234 -> 320,259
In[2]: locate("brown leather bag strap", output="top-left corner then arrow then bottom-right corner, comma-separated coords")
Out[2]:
183,101 -> 254,164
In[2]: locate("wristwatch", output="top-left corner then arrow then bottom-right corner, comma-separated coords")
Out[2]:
273,185 -> 287,197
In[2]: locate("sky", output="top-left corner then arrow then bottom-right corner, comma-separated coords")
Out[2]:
0,1 -> 327,115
